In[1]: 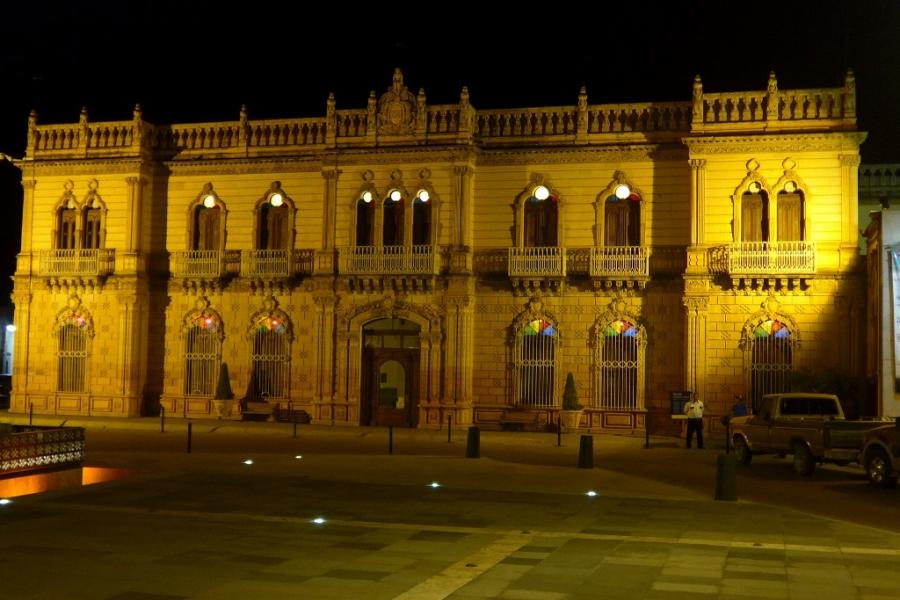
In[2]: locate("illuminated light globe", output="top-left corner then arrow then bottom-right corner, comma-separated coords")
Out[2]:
362,191 -> 373,203
428,482 -> 441,488
242,459 -> 254,465
533,185 -> 550,201
748,181 -> 761,193
270,193 -> 284,207
417,190 -> 430,202
784,181 -> 797,193
585,490 -> 598,497
203,194 -> 216,208
390,190 -> 402,202
614,184 -> 631,200
6,325 -> 16,332
311,517 -> 326,525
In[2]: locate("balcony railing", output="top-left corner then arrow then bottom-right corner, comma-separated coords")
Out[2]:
508,247 -> 566,277
338,246 -> 439,275
590,246 -> 649,278
39,249 -> 115,276
719,241 -> 816,274
241,250 -> 291,278
170,250 -> 227,278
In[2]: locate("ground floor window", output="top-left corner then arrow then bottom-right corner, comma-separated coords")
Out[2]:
250,315 -> 290,399
184,314 -> 221,396
514,319 -> 558,407
595,320 -> 641,410
750,320 -> 793,412
57,322 -> 88,393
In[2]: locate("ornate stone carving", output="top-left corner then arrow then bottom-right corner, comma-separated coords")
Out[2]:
682,296 -> 709,312
378,69 -> 417,136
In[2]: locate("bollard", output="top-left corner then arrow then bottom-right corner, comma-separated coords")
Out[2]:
29,402 -> 33,426
557,416 -> 562,447
714,453 -> 737,501
288,401 -> 293,423
388,425 -> 393,455
447,415 -> 452,443
293,416 -> 297,439
465,426 -> 480,458
644,412 -> 650,449
160,406 -> 165,434
187,421 -> 193,454
577,435 -> 594,469
721,415 -> 732,454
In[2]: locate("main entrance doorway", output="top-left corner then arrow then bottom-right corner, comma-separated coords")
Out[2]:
360,318 -> 421,427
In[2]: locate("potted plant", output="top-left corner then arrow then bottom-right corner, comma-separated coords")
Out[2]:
212,362 -> 235,419
560,372 -> 584,430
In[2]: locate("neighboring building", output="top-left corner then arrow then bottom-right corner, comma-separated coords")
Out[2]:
859,164 -> 900,253
9,69 -> 867,432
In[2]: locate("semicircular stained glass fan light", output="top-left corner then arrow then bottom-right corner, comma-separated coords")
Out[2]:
753,319 -> 790,339
603,320 -> 637,337
193,313 -> 218,332
253,315 -> 286,334
523,319 -> 555,336
63,312 -> 89,329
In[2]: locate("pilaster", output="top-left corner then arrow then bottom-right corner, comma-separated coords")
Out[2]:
683,293 -> 709,404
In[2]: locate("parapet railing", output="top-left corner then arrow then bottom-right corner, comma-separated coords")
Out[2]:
710,241 -> 816,275
239,249 -> 316,278
508,247 -> 566,277
39,249 -> 116,277
170,250 -> 228,278
0,426 -> 86,476
590,246 -> 650,278
338,245 -> 440,275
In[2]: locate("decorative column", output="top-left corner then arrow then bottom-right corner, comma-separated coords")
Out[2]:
312,286 -> 337,421
18,180 -> 36,276
317,167 -> 340,275
683,296 -> 709,404
10,291 -> 32,413
451,164 -> 475,273
840,154 -> 861,246
689,159 -> 707,245
345,331 -> 362,423
117,293 -> 145,416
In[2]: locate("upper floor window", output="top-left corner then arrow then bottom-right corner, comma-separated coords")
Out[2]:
604,184 -> 641,246
190,185 -> 226,251
777,181 -> 805,241
83,206 -> 102,249
383,189 -> 405,246
741,182 -> 769,242
57,204 -> 78,250
356,191 -> 375,246
255,183 -> 294,251
524,185 -> 558,247
412,190 -> 432,246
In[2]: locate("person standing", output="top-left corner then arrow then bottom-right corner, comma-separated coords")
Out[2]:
684,393 -> 705,449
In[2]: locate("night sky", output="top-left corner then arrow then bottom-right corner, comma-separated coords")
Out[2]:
0,1 -> 898,317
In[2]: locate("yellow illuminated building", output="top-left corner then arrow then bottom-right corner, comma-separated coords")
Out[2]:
10,69 -> 867,432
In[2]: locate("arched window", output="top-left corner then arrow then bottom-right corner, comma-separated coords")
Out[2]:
514,318 -> 558,407
749,320 -> 793,412
741,185 -> 769,242
595,319 -> 644,410
356,193 -> 375,246
604,188 -> 641,246
184,313 -> 221,396
192,204 -> 222,251
57,206 -> 78,250
412,190 -> 432,246
524,186 -> 558,247
57,316 -> 89,393
82,205 -> 102,249
777,185 -> 805,241
258,203 -> 290,250
250,315 -> 290,400
383,190 -> 405,246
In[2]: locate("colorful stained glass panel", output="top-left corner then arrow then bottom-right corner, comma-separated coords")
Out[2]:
604,320 -> 636,337
753,320 -> 790,338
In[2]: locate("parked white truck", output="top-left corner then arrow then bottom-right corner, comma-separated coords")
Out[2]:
730,393 -> 888,475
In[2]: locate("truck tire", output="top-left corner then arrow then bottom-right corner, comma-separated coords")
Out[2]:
792,442 -> 815,476
734,436 -> 752,465
866,449 -> 898,489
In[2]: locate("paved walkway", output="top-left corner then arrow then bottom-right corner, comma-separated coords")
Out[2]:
1,412 -> 899,599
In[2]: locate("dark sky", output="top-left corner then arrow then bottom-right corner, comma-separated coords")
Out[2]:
0,1 -> 898,314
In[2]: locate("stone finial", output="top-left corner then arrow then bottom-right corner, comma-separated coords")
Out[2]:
691,75 -> 703,126
843,68 -> 856,120
28,109 -> 38,127
392,67 -> 404,90
133,104 -> 142,120
767,71 -> 778,94
240,104 -> 248,120
79,106 -> 89,125
693,74 -> 702,97
460,86 -> 469,105
578,86 -> 587,106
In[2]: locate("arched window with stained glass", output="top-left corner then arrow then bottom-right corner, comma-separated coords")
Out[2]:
249,310 -> 292,401
183,310 -> 223,397
594,318 -> 646,410
513,318 -> 559,407
749,319 -> 793,412
56,306 -> 93,394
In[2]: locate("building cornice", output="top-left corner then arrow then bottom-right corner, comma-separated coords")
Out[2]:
683,132 -> 867,155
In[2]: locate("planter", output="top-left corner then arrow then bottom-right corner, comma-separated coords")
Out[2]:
560,410 -> 584,430
213,398 -> 233,419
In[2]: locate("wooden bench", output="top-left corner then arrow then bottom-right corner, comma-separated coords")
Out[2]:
499,409 -> 546,432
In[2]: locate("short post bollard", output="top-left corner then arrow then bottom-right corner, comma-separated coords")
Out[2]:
447,415 -> 452,443
715,453 -> 737,501
465,426 -> 480,458
577,435 -> 593,469
644,412 -> 650,449
293,415 -> 298,439
29,402 -> 33,426
160,406 -> 165,434
388,425 -> 393,455
721,415 -> 732,454
187,421 -> 193,454
557,416 -> 562,447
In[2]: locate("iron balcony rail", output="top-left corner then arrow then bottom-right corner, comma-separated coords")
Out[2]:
724,241 -> 816,274
170,250 -> 227,278
590,246 -> 649,278
39,249 -> 115,276
508,247 -> 566,277
0,425 -> 86,476
240,249 -> 291,278
338,246 -> 439,275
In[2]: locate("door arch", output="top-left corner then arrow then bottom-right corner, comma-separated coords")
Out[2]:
360,317 -> 421,427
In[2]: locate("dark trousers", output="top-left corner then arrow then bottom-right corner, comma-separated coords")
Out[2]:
686,418 -> 704,448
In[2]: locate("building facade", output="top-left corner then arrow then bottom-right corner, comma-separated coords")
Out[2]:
10,69 -> 867,432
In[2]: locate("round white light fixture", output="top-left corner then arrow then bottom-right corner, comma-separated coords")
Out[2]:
311,517 -> 326,525
748,182 -> 761,194
5,325 -> 15,332
417,190 -> 430,202
533,185 -> 550,201
614,184 -> 631,200
784,181 -> 797,193
202,194 -> 216,208
390,190 -> 402,202
242,459 -> 254,465
362,191 -> 373,203
270,193 -> 284,207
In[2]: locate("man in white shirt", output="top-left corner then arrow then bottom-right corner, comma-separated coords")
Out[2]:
684,393 -> 704,449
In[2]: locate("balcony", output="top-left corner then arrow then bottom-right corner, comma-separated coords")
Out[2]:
711,241 -> 816,290
170,250 -> 235,291
508,247 -> 566,292
590,246 -> 649,289
338,246 -> 440,291
39,249 -> 115,288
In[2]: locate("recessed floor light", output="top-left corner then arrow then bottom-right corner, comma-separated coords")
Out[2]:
428,482 -> 441,489
242,459 -> 254,465
0,498 -> 11,506
585,490 -> 598,497
312,517 -> 326,525
294,455 -> 303,460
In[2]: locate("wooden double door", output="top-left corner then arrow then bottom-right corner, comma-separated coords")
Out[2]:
361,348 -> 420,427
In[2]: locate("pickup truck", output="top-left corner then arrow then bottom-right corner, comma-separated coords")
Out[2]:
730,393 -> 887,475
860,420 -> 900,488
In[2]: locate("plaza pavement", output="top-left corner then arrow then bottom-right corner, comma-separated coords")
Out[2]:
1,412 -> 900,599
